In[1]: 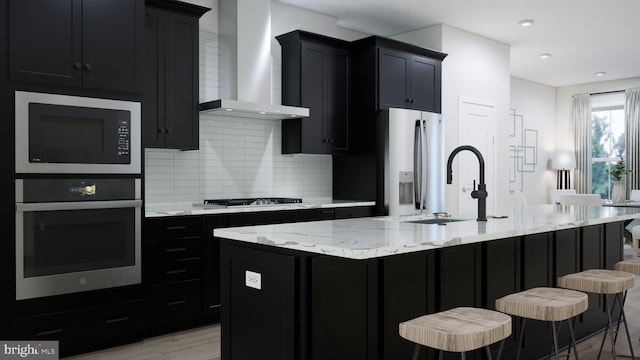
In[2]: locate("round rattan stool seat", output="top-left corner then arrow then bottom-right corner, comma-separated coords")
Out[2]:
399,307 -> 511,353
495,287 -> 588,322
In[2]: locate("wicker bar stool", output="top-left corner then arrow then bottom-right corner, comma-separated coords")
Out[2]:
495,287 -> 588,360
399,307 -> 511,360
557,269 -> 636,360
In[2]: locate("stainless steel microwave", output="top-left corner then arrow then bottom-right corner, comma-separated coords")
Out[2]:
15,91 -> 141,174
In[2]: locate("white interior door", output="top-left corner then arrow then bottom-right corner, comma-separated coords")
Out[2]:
457,97 -> 497,216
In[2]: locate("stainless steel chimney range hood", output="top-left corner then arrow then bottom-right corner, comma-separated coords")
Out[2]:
198,0 -> 308,120
199,99 -> 308,120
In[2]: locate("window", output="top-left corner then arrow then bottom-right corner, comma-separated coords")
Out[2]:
591,107 -> 625,199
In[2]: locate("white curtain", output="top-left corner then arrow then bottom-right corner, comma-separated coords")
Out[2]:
572,94 -> 592,193
625,88 -> 640,192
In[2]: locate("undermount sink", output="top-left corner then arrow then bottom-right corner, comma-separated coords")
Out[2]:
406,218 -> 468,225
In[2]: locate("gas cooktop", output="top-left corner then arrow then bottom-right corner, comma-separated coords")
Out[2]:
203,197 -> 303,207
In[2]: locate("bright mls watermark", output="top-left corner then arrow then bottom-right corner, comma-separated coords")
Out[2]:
0,341 -> 58,360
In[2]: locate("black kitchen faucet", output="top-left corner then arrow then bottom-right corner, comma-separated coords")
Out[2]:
446,145 -> 488,222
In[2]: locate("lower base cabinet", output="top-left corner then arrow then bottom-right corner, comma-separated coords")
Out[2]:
10,299 -> 145,357
220,221 -> 625,360
146,280 -> 203,335
221,244 -> 296,360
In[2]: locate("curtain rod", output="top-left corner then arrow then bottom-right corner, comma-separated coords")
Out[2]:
589,90 -> 625,96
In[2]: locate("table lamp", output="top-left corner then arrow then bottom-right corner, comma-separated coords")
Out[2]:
552,150 -> 576,189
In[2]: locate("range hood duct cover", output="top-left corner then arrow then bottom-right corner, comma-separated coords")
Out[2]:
199,0 -> 308,120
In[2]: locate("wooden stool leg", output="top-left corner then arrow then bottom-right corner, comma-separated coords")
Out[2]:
438,350 -> 444,360
411,344 -> 420,360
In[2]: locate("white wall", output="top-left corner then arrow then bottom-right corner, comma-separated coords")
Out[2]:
510,77 -> 557,204
394,24 -> 511,215
145,0 -> 363,211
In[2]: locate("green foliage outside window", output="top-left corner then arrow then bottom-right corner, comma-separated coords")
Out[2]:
591,109 -> 625,199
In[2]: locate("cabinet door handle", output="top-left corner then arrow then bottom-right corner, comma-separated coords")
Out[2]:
166,299 -> 187,307
328,138 -> 333,144
84,63 -> 92,71
36,328 -> 63,336
158,128 -> 164,134
165,269 -> 187,275
166,128 -> 172,134
165,225 -> 187,231
165,247 -> 187,253
74,62 -> 82,69
105,316 -> 129,325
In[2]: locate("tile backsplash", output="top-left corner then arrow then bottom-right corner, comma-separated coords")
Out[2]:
144,30 -> 333,209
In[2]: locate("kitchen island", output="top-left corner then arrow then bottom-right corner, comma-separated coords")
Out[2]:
214,205 -> 640,360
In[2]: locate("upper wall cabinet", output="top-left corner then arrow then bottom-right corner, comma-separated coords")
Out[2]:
379,47 -> 442,112
9,0 -> 144,93
352,36 -> 447,113
143,0 -> 209,150
277,30 -> 351,154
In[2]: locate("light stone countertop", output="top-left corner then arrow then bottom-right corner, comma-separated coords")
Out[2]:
213,205 -> 640,259
144,199 -> 375,217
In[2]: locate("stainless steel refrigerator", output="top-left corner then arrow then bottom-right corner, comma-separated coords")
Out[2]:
384,107 -> 444,216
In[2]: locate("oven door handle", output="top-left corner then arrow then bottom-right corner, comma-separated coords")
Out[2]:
16,200 -> 142,212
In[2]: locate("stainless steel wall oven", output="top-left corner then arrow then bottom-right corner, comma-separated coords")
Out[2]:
15,178 -> 142,300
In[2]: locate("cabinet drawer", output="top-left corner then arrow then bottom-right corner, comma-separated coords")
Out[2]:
147,281 -> 203,333
144,216 -> 202,240
145,258 -> 202,285
9,299 -> 145,356
10,311 -> 70,342
144,236 -> 202,262
75,299 -> 146,352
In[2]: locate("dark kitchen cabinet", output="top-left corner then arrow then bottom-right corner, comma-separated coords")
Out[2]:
277,30 -> 351,154
143,215 -> 205,335
202,215 -> 228,323
351,36 -> 446,113
10,299 -> 145,357
9,0 -> 144,92
143,1 -> 209,149
379,47 -> 441,112
221,242 -> 296,360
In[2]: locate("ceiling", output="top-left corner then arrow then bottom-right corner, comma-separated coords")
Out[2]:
277,0 -> 640,88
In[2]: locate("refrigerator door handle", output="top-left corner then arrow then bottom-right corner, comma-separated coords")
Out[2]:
422,119 -> 429,211
414,120 -> 422,210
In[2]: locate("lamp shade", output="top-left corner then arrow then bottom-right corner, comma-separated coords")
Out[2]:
552,150 -> 577,170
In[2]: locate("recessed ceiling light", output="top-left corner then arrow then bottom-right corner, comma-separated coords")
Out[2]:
539,53 -> 551,59
519,20 -> 535,27
595,72 -> 606,77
